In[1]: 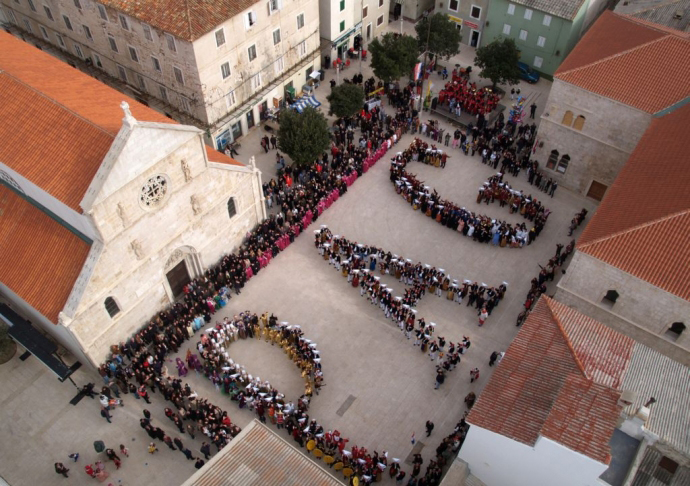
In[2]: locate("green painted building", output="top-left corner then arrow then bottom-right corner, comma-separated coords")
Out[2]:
481,0 -> 611,79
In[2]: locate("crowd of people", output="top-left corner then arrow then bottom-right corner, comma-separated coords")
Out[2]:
390,139 -> 540,248
437,73 -> 501,117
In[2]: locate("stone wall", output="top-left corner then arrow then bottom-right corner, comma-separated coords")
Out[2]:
534,79 -> 652,196
66,131 -> 261,364
555,251 -> 690,366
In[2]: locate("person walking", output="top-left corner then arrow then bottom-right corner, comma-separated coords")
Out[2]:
195,458 -> 205,469
434,368 -> 445,389
530,103 -> 537,119
143,409 -> 151,420
200,442 -> 211,460
55,462 -> 70,478
100,405 -> 112,423
489,351 -> 499,366
478,308 -> 488,327
138,385 -> 151,404
549,181 -> 558,197
425,420 -> 434,437
470,368 -> 480,383
148,442 -> 158,454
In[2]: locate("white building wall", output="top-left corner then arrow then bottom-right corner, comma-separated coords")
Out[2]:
64,129 -> 261,364
459,425 -> 607,486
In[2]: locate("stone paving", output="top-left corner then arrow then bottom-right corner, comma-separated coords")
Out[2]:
0,20 -> 595,486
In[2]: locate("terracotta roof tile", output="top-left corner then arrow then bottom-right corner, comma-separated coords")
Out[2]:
101,0 -> 261,42
205,145 -> 244,167
577,104 -> 690,300
541,374 -> 622,464
0,32 -> 235,209
555,11 -> 690,113
0,187 -> 91,323
468,297 -> 633,463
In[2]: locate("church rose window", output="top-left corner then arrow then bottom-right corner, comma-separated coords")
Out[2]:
140,175 -> 168,207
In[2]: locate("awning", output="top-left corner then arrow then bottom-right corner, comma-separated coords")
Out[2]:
0,304 -> 80,381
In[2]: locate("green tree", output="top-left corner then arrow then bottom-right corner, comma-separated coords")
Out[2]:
327,83 -> 365,118
368,33 -> 419,83
415,13 -> 462,60
277,107 -> 330,167
474,38 -> 521,89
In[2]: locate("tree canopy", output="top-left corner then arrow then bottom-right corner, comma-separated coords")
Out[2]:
327,83 -> 365,118
474,38 -> 521,88
277,107 -> 330,167
368,33 -> 419,83
415,13 -> 462,60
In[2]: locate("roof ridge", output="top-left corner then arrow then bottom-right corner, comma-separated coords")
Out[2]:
578,207 -> 690,250
556,34 -> 678,78
1,71 -> 117,138
543,297 -> 588,378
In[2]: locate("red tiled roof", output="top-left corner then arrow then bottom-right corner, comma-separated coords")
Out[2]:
0,187 -> 91,323
205,145 -> 244,167
101,0 -> 261,42
541,374 -> 622,465
555,11 -> 690,114
468,297 -> 633,463
0,32 -> 240,209
577,103 -> 690,300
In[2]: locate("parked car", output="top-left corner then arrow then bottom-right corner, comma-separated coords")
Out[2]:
518,62 -> 540,83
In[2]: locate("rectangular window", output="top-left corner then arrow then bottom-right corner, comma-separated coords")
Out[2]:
273,28 -> 281,45
6,9 -> 17,24
340,0 -> 345,11
377,15 -> 383,26
251,73 -> 262,90
97,4 -> 108,21
56,34 -> 65,48
151,56 -> 161,72
117,64 -> 127,82
362,5 -> 368,17
275,56 -> 284,75
180,96 -> 190,112
142,24 -> 153,41
43,5 -> 54,21
470,5 -> 481,19
215,28 -> 225,47
159,85 -> 168,101
449,0 -> 459,12
83,25 -> 93,41
173,66 -> 184,85
62,14 -> 73,30
119,14 -> 129,31
378,0 -> 383,7
128,45 -> 139,62
519,29 -> 527,41
537,36 -> 546,47
524,8 -> 532,20
39,25 -> 49,40
108,35 -> 118,52
93,53 -> 103,68
165,33 -> 177,52
226,89 -> 236,108
248,44 -> 257,61
73,0 -> 81,9
246,11 -> 257,29
136,74 -> 146,91
502,24 -> 511,35
27,0 -> 36,12
340,20 -> 345,32
23,18 -> 33,34
507,3 -> 515,15
533,56 -> 543,68
543,14 -> 552,26
268,0 -> 282,14
220,61 -> 231,79
298,40 -> 307,57
74,43 -> 83,59
297,13 -> 304,29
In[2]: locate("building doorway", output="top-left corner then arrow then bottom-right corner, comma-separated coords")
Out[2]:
587,180 -> 608,201
470,30 -> 481,47
246,109 -> 255,129
366,23 -> 372,41
166,260 -> 190,299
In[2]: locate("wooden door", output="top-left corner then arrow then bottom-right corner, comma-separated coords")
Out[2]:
586,180 -> 608,201
166,260 -> 190,299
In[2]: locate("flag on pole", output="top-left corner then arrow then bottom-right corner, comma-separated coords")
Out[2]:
426,81 -> 433,97
413,62 -> 422,81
